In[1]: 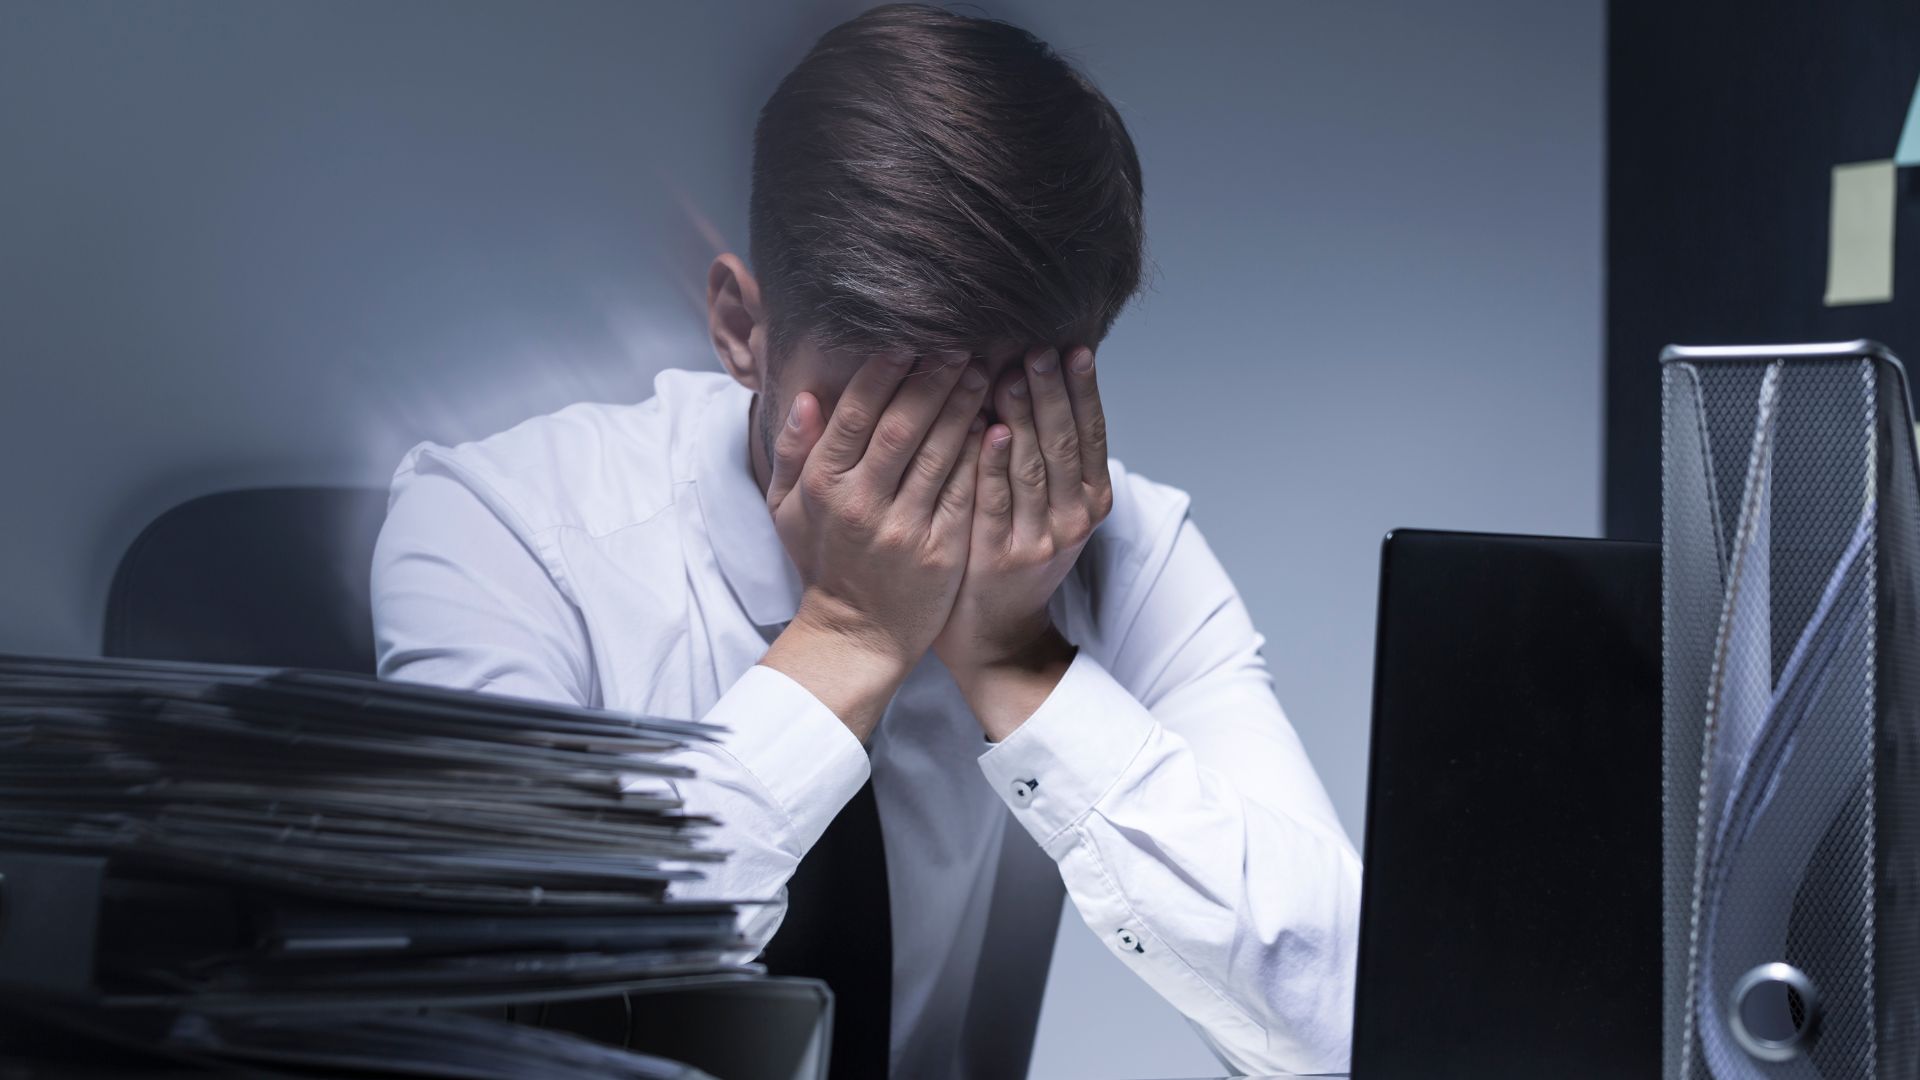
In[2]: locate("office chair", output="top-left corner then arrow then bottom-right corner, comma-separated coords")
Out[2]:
103,486 -> 390,672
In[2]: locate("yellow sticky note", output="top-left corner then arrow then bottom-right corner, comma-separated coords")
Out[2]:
1824,159 -> 1896,306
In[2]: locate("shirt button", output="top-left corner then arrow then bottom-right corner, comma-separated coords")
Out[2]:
1116,929 -> 1143,954
1010,778 -> 1038,803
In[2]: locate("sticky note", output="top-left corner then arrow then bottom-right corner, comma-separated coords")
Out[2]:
1898,73 -> 1920,166
1824,159 -> 1897,307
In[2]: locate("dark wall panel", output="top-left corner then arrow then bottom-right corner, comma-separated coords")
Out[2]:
1607,0 -> 1920,540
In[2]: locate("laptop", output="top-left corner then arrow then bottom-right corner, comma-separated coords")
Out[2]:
1349,529 -> 1660,1078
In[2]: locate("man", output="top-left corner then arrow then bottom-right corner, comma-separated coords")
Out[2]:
370,5 -> 1360,1077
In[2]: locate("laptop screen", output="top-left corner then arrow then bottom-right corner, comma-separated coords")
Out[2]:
1350,529 -> 1660,1078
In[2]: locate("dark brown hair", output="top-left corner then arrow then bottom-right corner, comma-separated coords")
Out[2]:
749,3 -> 1145,362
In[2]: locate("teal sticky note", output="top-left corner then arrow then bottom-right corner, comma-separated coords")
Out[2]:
1899,73 -> 1920,166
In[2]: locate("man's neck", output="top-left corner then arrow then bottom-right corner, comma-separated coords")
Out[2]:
747,393 -> 774,496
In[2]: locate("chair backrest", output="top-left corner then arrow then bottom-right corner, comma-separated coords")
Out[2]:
103,486 -> 390,672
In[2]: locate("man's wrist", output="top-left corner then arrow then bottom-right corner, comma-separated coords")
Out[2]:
762,592 -> 915,742
952,624 -> 1077,741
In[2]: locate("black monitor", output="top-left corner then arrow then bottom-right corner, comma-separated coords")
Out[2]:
1351,529 -> 1660,1078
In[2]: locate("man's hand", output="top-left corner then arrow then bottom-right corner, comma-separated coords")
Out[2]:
934,344 -> 1111,738
761,350 -> 991,740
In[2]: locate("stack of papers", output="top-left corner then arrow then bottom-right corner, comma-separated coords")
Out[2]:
161,1011 -> 721,1079
0,653 -> 756,1074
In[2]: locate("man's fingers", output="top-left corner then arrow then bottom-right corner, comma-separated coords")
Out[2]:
898,359 -> 991,514
1064,345 -> 1112,505
968,421 -> 1014,548
766,391 -> 824,511
935,414 -> 989,533
857,351 -> 970,493
994,369 -> 1049,541
812,350 -> 913,474
1023,346 -> 1084,514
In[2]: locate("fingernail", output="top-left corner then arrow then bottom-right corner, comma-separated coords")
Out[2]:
1031,348 -> 1059,375
991,427 -> 1012,449
1008,378 -> 1028,399
886,351 -> 911,364
969,414 -> 986,433
1070,348 -> 1094,374
786,399 -> 802,429
963,363 -> 988,391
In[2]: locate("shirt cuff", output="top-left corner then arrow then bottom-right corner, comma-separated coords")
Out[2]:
705,663 -> 871,855
976,650 -> 1158,847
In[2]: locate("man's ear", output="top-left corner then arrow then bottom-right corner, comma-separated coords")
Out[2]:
707,253 -> 768,391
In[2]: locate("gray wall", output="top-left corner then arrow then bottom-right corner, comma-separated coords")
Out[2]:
0,2 -> 1602,1075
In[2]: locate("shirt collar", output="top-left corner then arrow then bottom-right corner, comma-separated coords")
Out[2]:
694,380 -> 804,627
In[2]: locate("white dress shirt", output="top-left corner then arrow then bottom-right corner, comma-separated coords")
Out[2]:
369,367 -> 1362,1076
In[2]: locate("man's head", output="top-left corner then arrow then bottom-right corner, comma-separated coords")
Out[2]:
705,3 -> 1145,482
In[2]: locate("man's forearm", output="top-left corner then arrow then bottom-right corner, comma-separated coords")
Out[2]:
950,625 -> 1078,741
761,596 -> 915,742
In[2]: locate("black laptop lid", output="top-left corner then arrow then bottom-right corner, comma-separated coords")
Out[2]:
1351,530 -> 1659,1078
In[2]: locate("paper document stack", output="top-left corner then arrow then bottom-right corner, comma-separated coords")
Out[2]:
0,653 -> 751,1077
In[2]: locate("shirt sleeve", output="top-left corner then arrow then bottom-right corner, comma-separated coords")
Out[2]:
370,460 -> 870,950
976,515 -> 1362,1076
